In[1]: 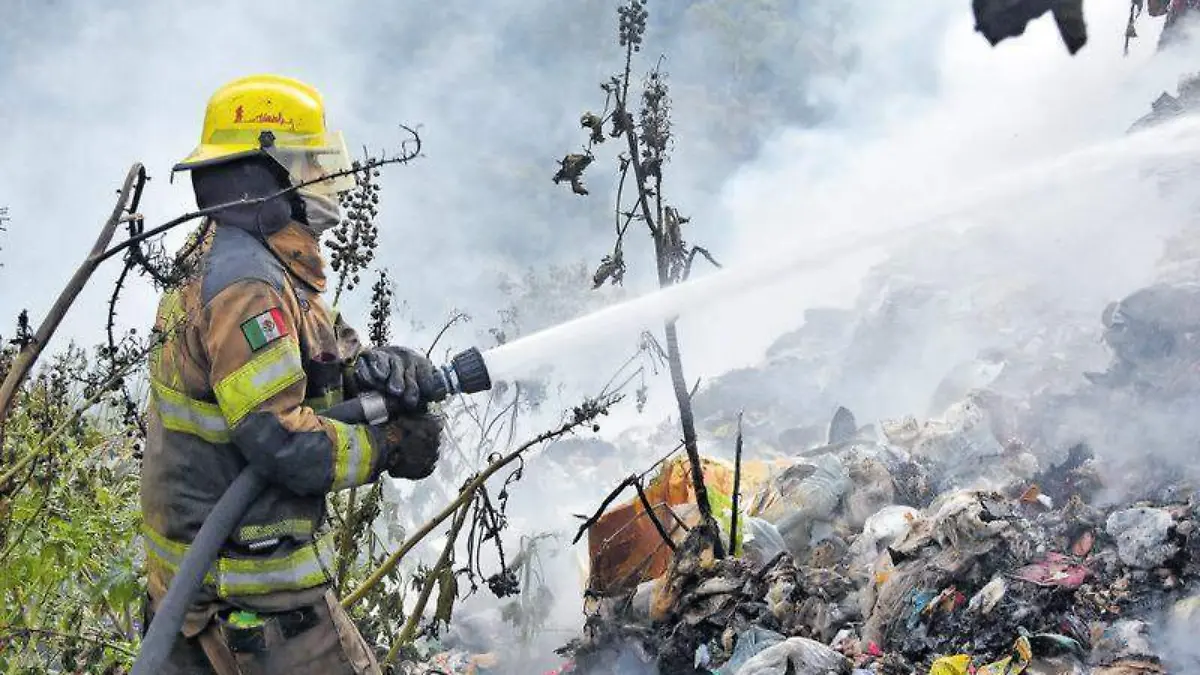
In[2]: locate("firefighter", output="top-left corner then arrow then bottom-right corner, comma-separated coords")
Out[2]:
141,74 -> 441,673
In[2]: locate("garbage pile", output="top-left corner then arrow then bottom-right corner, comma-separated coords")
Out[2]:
561,383 -> 1200,673
390,287 -> 1200,673
393,89 -> 1200,672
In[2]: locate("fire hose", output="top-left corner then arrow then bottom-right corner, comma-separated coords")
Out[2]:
132,347 -> 491,675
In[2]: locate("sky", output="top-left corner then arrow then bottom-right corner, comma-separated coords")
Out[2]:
0,0 -> 847,353
4,0 -> 1199,489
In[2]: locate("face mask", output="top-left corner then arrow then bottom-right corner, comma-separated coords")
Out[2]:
298,188 -> 343,236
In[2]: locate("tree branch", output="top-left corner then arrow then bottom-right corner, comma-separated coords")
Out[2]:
0,624 -> 137,658
342,395 -> 619,608
0,164 -> 146,425
96,125 -> 422,267
682,245 -> 722,281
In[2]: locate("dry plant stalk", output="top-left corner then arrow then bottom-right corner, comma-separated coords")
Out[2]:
383,502 -> 472,665
342,396 -> 619,608
0,164 -> 146,427
554,0 -> 725,556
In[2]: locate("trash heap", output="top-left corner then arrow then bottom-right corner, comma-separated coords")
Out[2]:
396,90 -> 1200,671
394,282 -> 1200,673
561,386 -> 1200,674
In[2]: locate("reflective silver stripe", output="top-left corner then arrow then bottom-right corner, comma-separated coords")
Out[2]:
214,339 -> 305,424
142,525 -> 333,596
248,343 -> 303,390
151,381 -> 230,443
348,425 -> 372,485
141,525 -> 217,585
142,527 -> 182,563
216,537 -> 336,596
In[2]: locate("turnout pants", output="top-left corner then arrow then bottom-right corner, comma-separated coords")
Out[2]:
156,590 -> 381,675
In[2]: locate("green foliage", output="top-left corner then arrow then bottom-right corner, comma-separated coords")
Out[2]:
331,481 -> 411,660
0,344 -> 143,673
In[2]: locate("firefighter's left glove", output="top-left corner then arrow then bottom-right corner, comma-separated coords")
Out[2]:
354,346 -> 436,412
372,412 -> 443,480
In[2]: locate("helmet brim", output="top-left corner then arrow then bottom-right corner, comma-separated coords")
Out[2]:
172,144 -> 263,173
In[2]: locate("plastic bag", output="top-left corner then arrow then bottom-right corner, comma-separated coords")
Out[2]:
714,627 -> 785,675
732,636 -> 851,675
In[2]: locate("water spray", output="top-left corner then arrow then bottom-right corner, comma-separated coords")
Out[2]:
483,115 -> 1200,383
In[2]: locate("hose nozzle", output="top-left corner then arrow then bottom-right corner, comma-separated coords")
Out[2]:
423,347 -> 492,402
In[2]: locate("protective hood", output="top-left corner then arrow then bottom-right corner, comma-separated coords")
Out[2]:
190,155 -> 298,236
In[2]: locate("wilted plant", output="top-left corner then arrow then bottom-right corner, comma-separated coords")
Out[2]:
553,0 -> 725,555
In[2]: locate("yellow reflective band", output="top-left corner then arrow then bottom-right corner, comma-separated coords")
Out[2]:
214,338 -> 304,425
150,380 -> 231,444
236,519 -> 315,544
141,524 -> 334,597
142,524 -> 217,586
304,388 -> 343,413
159,288 -> 186,329
330,421 -> 374,490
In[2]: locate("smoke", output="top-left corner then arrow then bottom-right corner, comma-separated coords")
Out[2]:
7,0 -> 1200,671
676,1 -> 1200,420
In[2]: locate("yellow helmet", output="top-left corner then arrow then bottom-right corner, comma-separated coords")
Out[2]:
174,74 -> 354,194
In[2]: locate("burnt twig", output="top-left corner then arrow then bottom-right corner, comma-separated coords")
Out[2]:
342,393 -> 621,609
682,245 -> 722,281
97,125 -> 421,266
571,473 -> 677,552
572,475 -> 639,545
632,476 -> 677,552
729,411 -> 743,556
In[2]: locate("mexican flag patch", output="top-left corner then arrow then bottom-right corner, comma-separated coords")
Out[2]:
241,308 -> 288,351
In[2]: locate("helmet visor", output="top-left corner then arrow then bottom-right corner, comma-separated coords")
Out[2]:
264,130 -> 356,195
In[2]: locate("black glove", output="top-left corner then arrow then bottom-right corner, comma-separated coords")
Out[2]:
372,412 -> 443,480
354,346 -> 436,412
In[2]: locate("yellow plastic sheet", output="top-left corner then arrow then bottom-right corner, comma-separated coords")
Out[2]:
978,657 -> 1014,675
586,455 -> 778,594
929,654 -> 971,675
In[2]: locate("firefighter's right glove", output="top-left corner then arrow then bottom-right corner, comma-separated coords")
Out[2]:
372,412 -> 443,480
354,346 -> 436,412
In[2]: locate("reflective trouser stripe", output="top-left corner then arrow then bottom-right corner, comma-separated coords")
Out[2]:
330,421 -> 374,490
214,339 -> 305,425
150,380 -> 231,444
235,519 -> 315,545
142,525 -> 334,597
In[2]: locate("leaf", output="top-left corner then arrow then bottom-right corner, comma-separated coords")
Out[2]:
434,566 -> 457,626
